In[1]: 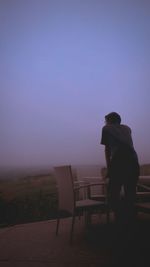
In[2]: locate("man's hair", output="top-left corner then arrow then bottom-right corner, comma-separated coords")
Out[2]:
105,112 -> 121,124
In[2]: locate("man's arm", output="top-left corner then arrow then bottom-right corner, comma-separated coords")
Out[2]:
101,126 -> 111,177
104,146 -> 111,175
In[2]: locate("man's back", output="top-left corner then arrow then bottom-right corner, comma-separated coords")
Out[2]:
101,123 -> 134,158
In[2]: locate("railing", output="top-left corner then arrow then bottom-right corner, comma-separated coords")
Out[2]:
75,176 -> 150,202
74,177 -> 108,201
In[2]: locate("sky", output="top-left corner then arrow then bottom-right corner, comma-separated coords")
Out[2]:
0,0 -> 150,168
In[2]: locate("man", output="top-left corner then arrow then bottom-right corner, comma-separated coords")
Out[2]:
101,112 -> 139,228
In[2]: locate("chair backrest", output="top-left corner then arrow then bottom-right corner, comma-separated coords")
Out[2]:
54,165 -> 75,215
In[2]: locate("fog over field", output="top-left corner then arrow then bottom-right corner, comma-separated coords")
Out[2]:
1,1 -> 150,169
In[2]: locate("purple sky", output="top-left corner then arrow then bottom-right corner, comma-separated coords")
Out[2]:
1,0 -> 150,167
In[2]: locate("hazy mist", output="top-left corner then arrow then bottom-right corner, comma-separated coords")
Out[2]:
1,1 -> 150,168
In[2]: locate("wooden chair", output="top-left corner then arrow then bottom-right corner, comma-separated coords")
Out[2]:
54,165 -> 109,243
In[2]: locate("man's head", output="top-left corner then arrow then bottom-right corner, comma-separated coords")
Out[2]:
105,112 -> 121,125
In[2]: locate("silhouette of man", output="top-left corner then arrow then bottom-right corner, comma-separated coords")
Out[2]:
101,112 -> 139,229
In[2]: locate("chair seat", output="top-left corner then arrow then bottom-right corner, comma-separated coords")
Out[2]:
89,194 -> 106,200
76,199 -> 105,210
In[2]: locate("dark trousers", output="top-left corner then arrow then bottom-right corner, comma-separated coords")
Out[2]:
108,150 -> 139,227
108,177 -> 137,226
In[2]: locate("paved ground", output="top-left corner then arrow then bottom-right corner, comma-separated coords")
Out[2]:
0,213 -> 150,267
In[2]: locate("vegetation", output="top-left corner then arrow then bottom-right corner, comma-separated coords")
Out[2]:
0,164 -> 150,228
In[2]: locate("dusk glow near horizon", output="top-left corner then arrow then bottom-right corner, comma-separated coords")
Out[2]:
1,1 -> 150,168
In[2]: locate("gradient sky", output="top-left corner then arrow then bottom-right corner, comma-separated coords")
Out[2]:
1,0 -> 150,167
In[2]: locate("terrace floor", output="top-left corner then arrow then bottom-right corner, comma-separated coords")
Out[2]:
0,213 -> 150,267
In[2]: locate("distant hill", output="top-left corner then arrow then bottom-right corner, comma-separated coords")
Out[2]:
0,166 -> 53,181
0,163 -> 150,181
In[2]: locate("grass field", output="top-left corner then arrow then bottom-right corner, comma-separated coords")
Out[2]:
0,173 -> 58,227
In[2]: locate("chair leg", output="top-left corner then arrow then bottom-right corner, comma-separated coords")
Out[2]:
70,215 -> 75,244
56,217 -> 60,235
85,211 -> 91,226
106,208 -> 110,224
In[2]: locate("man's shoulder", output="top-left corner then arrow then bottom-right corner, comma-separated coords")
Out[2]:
102,124 -> 131,131
102,124 -> 131,135
121,124 -> 131,132
102,125 -> 111,134
102,124 -> 117,132
102,125 -> 111,130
